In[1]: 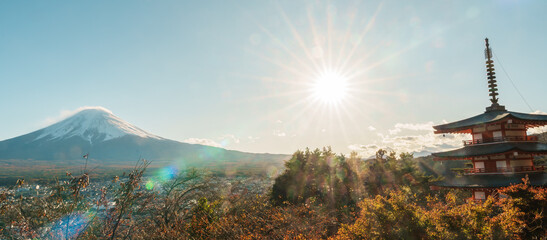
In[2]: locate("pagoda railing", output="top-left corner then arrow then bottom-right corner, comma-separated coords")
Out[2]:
463,136 -> 538,146
464,165 -> 545,174
505,123 -> 525,129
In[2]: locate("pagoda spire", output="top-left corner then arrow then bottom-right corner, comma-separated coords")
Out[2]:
484,38 -> 506,112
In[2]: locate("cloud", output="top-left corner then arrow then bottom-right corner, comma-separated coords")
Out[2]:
528,126 -> 547,135
368,126 -> 376,131
183,138 -> 222,148
349,121 -> 466,158
41,106 -> 112,127
387,121 -> 434,135
396,122 -> 434,131
388,128 -> 401,135
219,134 -> 240,145
273,130 -> 286,137
184,134 -> 242,149
531,110 -> 547,115
348,144 -> 379,151
527,111 -> 547,135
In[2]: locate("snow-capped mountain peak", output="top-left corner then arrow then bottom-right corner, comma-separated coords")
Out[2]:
35,107 -> 162,143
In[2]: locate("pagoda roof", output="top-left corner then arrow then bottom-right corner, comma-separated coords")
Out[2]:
433,142 -> 547,160
434,172 -> 546,188
433,110 -> 547,134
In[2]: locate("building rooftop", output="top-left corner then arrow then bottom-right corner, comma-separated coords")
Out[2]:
433,142 -> 547,160
434,172 -> 546,188
433,110 -> 547,134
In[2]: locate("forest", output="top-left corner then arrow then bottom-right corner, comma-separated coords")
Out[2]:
0,148 -> 545,239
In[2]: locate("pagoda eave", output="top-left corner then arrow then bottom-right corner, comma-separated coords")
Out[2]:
433,129 -> 472,134
434,151 -> 547,161
432,172 -> 547,189
433,111 -> 547,133
433,156 -> 472,161
432,142 -> 547,159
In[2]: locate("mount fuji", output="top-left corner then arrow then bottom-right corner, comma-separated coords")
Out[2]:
34,107 -> 163,144
0,107 -> 288,170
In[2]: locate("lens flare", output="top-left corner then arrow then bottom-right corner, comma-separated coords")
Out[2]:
145,179 -> 155,190
155,165 -> 179,182
47,211 -> 93,238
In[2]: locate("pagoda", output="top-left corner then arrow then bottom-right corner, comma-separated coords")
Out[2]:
432,38 -> 547,201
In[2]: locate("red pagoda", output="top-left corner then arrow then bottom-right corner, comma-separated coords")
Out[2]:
432,38 -> 547,201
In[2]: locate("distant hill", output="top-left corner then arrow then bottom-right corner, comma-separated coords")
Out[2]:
0,107 -> 289,180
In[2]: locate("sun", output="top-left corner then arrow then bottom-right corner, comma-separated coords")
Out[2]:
311,70 -> 349,104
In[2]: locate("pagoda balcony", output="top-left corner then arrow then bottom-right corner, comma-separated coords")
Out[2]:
463,165 -> 545,175
462,136 -> 538,146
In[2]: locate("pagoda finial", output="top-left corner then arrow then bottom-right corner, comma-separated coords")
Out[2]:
484,38 -> 506,112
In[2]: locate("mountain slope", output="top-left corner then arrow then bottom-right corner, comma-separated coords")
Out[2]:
35,107 -> 162,143
0,107 -> 288,169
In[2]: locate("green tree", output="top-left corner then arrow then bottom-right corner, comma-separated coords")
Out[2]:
271,147 -> 362,211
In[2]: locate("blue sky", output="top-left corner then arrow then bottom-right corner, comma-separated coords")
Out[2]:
1,0 -> 546,155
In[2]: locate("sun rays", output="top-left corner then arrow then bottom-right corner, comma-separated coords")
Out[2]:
236,1 -> 420,149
